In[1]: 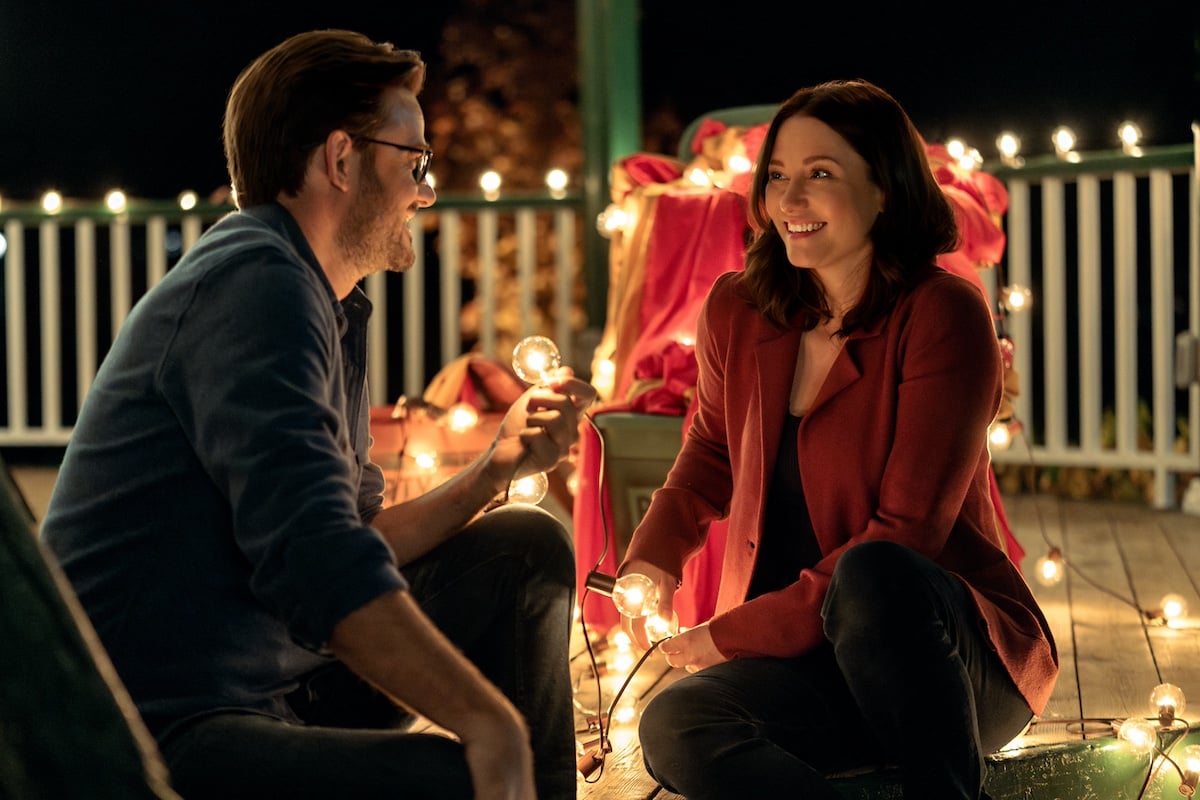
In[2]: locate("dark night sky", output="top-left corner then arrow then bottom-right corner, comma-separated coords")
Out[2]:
1,1 -> 1197,201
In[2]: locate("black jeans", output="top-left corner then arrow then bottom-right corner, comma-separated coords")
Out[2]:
160,504 -> 578,800
638,540 -> 1032,800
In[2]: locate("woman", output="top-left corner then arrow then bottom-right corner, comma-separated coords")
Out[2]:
617,79 -> 1058,800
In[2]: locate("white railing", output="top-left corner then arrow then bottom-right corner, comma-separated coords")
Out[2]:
984,131 -> 1200,508
2,133 -> 1199,509
1,195 -> 583,446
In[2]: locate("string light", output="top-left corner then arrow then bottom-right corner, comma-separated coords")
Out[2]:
41,190 -> 62,214
546,168 -> 569,199
1034,547 -> 1065,586
512,335 -> 563,384
1118,717 -> 1160,754
1052,126 -> 1080,162
1001,284 -> 1033,313
1180,745 -> 1200,796
1151,683 -> 1187,728
480,169 -> 501,201
1146,593 -> 1191,627
1119,121 -> 1144,157
996,132 -> 1024,168
105,189 -> 127,213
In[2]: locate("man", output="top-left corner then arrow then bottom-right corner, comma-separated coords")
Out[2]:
41,29 -> 593,800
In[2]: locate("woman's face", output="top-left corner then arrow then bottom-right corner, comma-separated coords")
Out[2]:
763,114 -> 884,276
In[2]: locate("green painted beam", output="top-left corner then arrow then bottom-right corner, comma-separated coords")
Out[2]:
576,0 -> 642,347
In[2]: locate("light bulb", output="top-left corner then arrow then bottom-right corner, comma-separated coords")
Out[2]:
507,472 -> 548,505
1161,593 -> 1189,622
1150,683 -> 1186,727
1180,744 -> 1200,797
512,335 -> 562,385
1035,548 -> 1065,586
645,610 -> 679,643
612,573 -> 658,619
988,419 -> 1014,450
1001,284 -> 1033,314
445,402 -> 479,433
1116,717 -> 1158,754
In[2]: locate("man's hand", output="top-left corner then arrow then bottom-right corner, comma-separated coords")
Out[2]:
488,369 -> 596,487
458,707 -> 537,800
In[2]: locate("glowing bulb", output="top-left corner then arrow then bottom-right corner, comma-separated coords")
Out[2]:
727,153 -> 752,173
645,610 -> 679,643
1150,683 -> 1186,727
105,189 -> 127,213
177,191 -> 198,211
42,190 -> 63,214
445,402 -> 479,433
988,420 -> 1014,450
996,132 -> 1023,167
1160,593 -> 1188,622
612,573 -> 658,619
480,170 -> 501,200
1001,284 -> 1033,314
1118,121 -> 1143,156
1035,547 -> 1065,587
596,203 -> 631,237
426,171 -> 437,190
545,168 -> 569,198
946,139 -> 967,160
1116,717 -> 1158,754
1052,126 -> 1077,157
412,449 -> 439,473
507,472 -> 548,505
686,167 -> 710,187
1180,745 -> 1200,797
512,335 -> 562,385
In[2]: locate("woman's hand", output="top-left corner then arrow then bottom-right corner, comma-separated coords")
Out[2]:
618,558 -> 680,651
658,623 -> 726,674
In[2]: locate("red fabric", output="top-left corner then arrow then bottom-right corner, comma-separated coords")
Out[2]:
689,119 -> 729,155
613,189 -> 748,400
618,154 -> 685,195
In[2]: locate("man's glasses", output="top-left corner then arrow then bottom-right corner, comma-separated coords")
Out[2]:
357,137 -> 433,184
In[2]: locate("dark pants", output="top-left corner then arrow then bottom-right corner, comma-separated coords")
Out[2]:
160,504 -> 578,800
638,541 -> 1033,800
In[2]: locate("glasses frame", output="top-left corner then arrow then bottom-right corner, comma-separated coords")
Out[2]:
357,136 -> 433,185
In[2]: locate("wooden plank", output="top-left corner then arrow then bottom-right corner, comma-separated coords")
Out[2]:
1003,492 -> 1082,738
1060,501 -> 1161,722
1111,504 -> 1200,714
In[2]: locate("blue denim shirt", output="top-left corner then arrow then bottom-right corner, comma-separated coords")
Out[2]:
41,203 -> 406,738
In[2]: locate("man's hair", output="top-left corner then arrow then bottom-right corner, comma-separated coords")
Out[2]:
742,79 -> 958,332
223,29 -> 425,208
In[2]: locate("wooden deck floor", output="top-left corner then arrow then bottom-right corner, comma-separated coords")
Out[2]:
571,492 -> 1200,800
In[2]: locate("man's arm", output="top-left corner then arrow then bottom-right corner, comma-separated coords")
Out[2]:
329,589 -> 535,800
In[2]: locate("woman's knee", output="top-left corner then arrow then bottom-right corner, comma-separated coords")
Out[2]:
822,541 -> 931,638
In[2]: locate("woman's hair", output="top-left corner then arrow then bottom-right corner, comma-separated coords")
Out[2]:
742,79 -> 958,331
223,29 -> 426,208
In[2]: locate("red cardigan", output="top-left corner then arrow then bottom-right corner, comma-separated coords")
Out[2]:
622,267 -> 1059,714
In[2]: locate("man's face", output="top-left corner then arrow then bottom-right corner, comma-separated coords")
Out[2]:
337,88 -> 435,277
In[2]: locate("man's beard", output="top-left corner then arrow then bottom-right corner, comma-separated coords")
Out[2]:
337,155 -> 415,277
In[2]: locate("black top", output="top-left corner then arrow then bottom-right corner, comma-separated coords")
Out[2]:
747,413 -> 823,599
